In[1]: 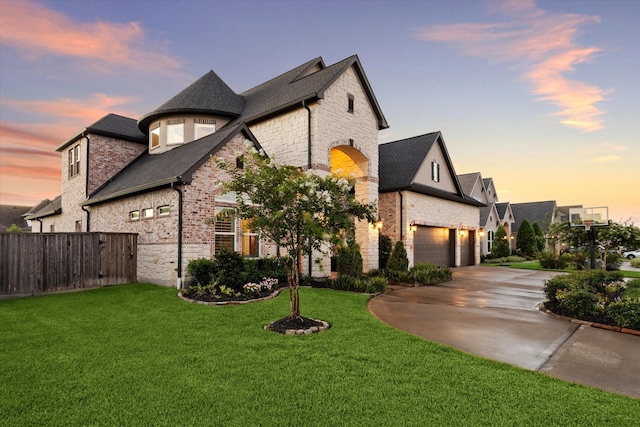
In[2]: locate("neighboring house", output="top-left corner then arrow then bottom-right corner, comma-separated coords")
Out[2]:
378,132 -> 484,268
457,173 -> 514,256
28,55 -> 388,287
0,205 -> 31,232
510,201 -> 558,251
24,197 -> 62,232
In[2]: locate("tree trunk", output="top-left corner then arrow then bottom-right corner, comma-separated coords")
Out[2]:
285,255 -> 301,318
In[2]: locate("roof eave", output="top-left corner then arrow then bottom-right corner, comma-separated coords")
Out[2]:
138,108 -> 242,133
82,177 -> 184,207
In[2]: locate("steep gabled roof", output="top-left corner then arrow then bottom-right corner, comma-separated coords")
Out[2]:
480,203 -> 499,226
24,196 -> 62,220
138,70 -> 245,130
238,55 -> 388,129
496,202 -> 512,220
83,124 -> 260,206
57,114 -> 146,151
379,132 -> 483,206
511,201 -> 557,232
458,172 -> 481,196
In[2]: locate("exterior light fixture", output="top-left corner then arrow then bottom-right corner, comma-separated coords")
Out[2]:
409,221 -> 417,232
479,229 -> 485,237
374,219 -> 383,231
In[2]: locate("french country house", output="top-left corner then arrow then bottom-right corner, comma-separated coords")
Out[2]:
26,55 -> 388,287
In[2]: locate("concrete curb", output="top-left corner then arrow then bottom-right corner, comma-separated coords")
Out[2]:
538,301 -> 640,336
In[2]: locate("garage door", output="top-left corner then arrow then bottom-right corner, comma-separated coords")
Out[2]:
414,226 -> 454,267
459,230 -> 475,266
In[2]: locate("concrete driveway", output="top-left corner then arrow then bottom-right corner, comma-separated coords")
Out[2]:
368,266 -> 640,398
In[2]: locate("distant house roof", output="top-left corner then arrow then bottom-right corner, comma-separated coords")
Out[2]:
138,70 -> 245,130
480,204 -> 495,225
83,124 -> 260,206
379,132 -> 483,206
457,172 -> 481,196
496,202 -> 511,219
24,196 -> 62,220
57,114 -> 146,151
0,205 -> 31,230
511,201 -> 557,232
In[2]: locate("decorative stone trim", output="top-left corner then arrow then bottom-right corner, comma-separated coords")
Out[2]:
263,319 -> 331,335
538,301 -> 640,336
178,288 -> 282,306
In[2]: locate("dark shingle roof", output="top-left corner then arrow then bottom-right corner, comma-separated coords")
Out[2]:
237,55 -> 388,129
496,202 -> 510,219
457,172 -> 481,197
480,204 -> 494,225
57,114 -> 146,151
379,132 -> 483,207
0,205 -> 31,230
511,201 -> 557,232
24,196 -> 62,220
138,71 -> 245,130
84,124 -> 258,206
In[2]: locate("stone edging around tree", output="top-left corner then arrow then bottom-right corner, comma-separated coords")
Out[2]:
538,302 -> 640,336
178,288 -> 283,306
263,319 -> 331,335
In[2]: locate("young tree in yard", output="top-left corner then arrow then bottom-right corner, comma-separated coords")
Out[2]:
549,220 -> 640,254
516,218 -> 537,257
218,150 -> 376,319
532,222 -> 546,252
491,225 -> 510,258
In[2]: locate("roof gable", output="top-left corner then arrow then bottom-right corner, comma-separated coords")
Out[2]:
480,203 -> 500,226
379,132 -> 482,206
458,172 -> 488,203
57,114 -> 146,151
511,201 -> 557,232
24,196 -> 62,220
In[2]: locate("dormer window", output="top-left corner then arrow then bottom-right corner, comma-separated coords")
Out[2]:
194,118 -> 216,139
166,119 -> 184,145
150,124 -> 160,149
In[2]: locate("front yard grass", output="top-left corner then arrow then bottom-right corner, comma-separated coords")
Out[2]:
1,284 -> 638,426
505,261 -> 640,278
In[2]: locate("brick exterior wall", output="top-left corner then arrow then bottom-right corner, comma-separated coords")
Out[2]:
59,138 -> 87,232
88,134 -> 146,194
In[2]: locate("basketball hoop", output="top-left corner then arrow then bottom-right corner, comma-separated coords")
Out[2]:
583,220 -> 594,231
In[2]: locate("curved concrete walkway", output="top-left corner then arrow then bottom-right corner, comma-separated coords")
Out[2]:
368,266 -> 640,399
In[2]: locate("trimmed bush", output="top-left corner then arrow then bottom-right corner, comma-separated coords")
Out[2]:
538,250 -> 568,270
214,248 -> 245,291
491,225 -> 510,258
608,299 -> 640,330
631,258 -> 640,268
336,240 -> 363,278
605,252 -> 623,271
379,234 -> 392,270
387,241 -> 409,275
516,219 -> 537,258
555,288 -> 600,318
243,257 -> 286,284
409,262 -> 452,285
186,258 -> 216,286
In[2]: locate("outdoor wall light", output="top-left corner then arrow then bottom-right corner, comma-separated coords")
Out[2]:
479,229 -> 485,237
459,229 -> 466,237
409,221 -> 417,232
374,219 -> 383,231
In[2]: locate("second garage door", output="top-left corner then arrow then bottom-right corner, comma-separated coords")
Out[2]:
414,226 -> 454,267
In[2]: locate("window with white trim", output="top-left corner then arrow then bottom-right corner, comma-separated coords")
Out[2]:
150,124 -> 160,149
431,161 -> 440,182
166,119 -> 184,145
215,208 -> 236,254
194,118 -> 216,139
68,144 -> 80,178
130,210 -> 140,221
157,205 -> 170,216
75,220 -> 82,232
142,208 -> 154,219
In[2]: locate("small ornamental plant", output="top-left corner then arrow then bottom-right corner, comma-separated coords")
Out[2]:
243,277 -> 278,297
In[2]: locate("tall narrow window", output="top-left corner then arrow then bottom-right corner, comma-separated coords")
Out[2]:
68,144 -> 80,177
215,208 -> 236,254
347,94 -> 354,113
431,161 -> 440,182
75,220 -> 82,232
150,124 -> 160,148
194,118 -> 216,139
242,219 -> 259,257
166,119 -> 184,145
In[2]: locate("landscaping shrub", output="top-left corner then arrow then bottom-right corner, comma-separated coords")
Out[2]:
386,241 -> 409,275
379,233 -> 392,270
624,279 -> 640,299
608,299 -> 640,330
214,248 -> 245,291
543,275 -> 575,304
516,219 -> 537,258
555,288 -> 600,318
409,262 -> 452,285
329,275 -> 388,293
631,258 -> 640,268
482,255 -> 527,264
568,250 -> 588,270
336,240 -> 363,278
243,257 -> 286,283
605,252 -> 623,271
186,258 -> 216,286
532,222 -> 545,252
491,225 -> 510,258
538,250 -> 568,270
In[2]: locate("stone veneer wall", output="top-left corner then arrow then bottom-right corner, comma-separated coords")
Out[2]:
87,134 -> 146,194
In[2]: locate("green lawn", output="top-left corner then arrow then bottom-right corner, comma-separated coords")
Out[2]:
1,284 -> 638,426
505,261 -> 640,278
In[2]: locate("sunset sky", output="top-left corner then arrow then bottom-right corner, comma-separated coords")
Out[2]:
1,0 -> 638,223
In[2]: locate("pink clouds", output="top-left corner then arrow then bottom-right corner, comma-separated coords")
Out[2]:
414,0 -> 608,132
0,0 -> 181,74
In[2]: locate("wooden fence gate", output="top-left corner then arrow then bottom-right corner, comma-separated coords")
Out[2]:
0,232 -> 137,298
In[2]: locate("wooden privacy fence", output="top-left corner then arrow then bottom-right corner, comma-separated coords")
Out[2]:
0,232 -> 137,298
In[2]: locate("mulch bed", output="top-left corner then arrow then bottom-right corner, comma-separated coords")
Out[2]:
181,289 -> 274,303
266,316 -> 325,334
